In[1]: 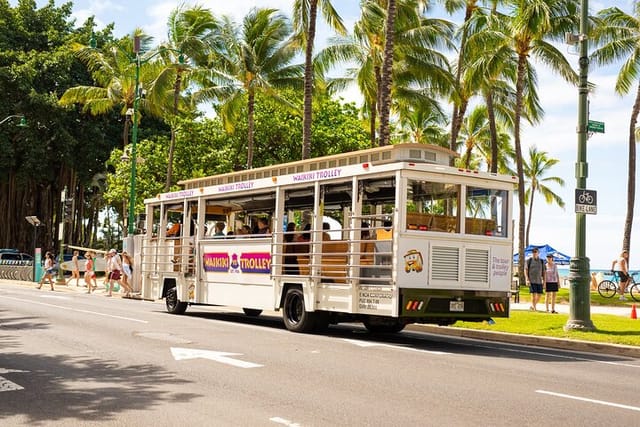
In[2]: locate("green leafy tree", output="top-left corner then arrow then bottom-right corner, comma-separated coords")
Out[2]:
0,1 -> 120,252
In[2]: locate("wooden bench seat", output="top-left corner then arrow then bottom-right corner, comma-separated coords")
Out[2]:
296,240 -> 375,282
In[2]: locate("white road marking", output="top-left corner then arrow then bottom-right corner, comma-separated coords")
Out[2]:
170,347 -> 263,368
4,296 -> 148,324
270,416 -> 301,426
469,342 -> 640,368
343,338 -> 451,355
536,390 -> 640,412
0,369 -> 27,393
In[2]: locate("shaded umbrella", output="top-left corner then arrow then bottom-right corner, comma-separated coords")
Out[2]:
513,244 -> 571,265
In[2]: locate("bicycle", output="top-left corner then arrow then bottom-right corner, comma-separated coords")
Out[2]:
597,271 -> 640,301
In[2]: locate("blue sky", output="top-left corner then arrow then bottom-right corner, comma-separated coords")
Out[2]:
15,0 -> 639,268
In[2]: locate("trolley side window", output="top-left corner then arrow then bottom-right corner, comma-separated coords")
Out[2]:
465,187 -> 508,237
406,179 -> 460,233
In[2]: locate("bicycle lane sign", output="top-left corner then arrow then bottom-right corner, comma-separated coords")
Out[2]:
575,188 -> 597,214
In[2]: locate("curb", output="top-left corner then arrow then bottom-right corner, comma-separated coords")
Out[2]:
412,324 -> 640,358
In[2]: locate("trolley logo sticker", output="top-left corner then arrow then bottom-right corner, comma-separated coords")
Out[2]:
403,249 -> 423,273
203,252 -> 271,274
239,252 -> 271,273
203,252 -> 230,272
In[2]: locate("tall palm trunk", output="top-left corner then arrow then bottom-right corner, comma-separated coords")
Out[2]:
301,0 -> 318,160
623,82 -> 640,252
485,90 -> 499,174
525,183 -> 536,247
246,89 -> 256,169
378,0 -> 396,147
166,71 -> 183,191
450,4 -> 475,158
514,54 -> 527,283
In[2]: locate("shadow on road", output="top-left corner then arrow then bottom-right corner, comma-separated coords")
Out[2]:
0,350 -> 199,424
168,308 -> 635,364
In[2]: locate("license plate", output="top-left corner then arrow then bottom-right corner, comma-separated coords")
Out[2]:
450,301 -> 464,312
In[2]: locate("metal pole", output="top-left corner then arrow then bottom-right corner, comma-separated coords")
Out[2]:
56,187 -> 67,285
128,54 -> 140,237
565,0 -> 594,331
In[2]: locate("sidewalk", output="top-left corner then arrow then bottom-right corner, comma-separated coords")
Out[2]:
511,302 -> 632,317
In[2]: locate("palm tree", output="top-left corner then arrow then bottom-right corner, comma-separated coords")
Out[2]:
523,146 -> 565,246
292,0 -> 346,160
443,0 -> 508,158
457,105 -> 491,169
59,31 -> 161,148
148,5 -> 220,191
378,0 -> 397,146
499,0 -> 579,281
193,8 -> 302,169
318,0 -> 454,147
591,5 -> 640,254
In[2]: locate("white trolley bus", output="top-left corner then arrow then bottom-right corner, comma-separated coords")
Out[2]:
136,143 -> 515,333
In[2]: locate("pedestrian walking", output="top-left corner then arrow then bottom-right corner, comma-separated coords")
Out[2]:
121,251 -> 134,296
106,249 -> 132,297
37,251 -> 56,291
84,251 -> 97,293
66,250 -> 80,286
544,254 -> 560,313
525,248 -> 545,311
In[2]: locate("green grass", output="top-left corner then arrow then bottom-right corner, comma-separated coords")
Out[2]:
520,287 -> 636,307
456,311 -> 640,347
465,287 -> 640,347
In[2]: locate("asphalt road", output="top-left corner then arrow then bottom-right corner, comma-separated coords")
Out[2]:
1,281 -> 640,426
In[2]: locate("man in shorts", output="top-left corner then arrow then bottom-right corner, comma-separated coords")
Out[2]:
525,248 -> 546,311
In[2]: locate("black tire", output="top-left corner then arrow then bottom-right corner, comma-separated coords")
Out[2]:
243,308 -> 263,317
363,317 -> 406,333
166,286 -> 188,314
598,280 -> 617,298
282,287 -> 316,333
630,284 -> 640,302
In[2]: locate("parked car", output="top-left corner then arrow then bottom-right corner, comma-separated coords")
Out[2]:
0,250 -> 33,264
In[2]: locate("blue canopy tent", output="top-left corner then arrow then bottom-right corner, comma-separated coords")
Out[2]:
513,244 -> 571,265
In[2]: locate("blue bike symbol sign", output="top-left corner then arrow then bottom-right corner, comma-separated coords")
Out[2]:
575,189 -> 597,214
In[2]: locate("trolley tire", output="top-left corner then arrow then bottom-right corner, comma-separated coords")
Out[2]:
597,280 -> 617,298
630,284 -> 640,302
166,286 -> 188,314
243,308 -> 263,317
363,317 -> 406,333
282,287 -> 316,333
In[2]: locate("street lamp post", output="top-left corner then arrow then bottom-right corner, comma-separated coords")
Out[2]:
565,0 -> 595,331
25,216 -> 41,282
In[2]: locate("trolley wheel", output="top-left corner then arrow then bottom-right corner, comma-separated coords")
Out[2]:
243,308 -> 263,317
597,280 -> 617,298
630,284 -> 640,302
282,287 -> 316,333
363,317 -> 406,333
166,286 -> 188,314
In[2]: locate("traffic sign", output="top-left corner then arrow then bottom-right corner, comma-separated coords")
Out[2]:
575,188 -> 597,214
587,120 -> 605,133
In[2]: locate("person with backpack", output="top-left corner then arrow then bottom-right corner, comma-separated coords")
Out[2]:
525,247 -> 546,311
